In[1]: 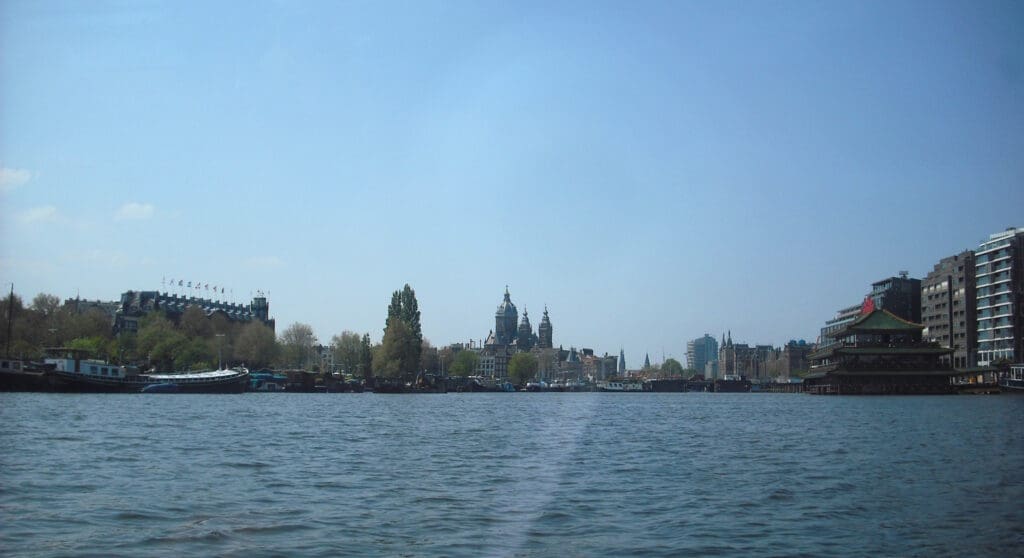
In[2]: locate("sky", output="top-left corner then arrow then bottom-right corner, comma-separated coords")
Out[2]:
2,1 -> 1022,367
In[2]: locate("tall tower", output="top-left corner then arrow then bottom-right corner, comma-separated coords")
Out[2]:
494,286 -> 518,345
618,348 -> 626,375
517,309 -> 535,351
976,227 -> 1024,366
538,305 -> 553,349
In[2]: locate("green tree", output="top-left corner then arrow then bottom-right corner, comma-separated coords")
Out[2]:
67,336 -> 108,359
661,358 -> 684,377
149,330 -> 188,370
235,321 -> 278,369
332,331 -> 363,377
373,319 -> 418,379
30,293 -> 61,318
110,332 -> 137,364
174,338 -> 214,371
64,308 -> 115,342
358,333 -> 373,381
279,322 -> 316,368
420,339 -> 439,374
384,284 -> 422,373
508,352 -> 539,385
180,305 -> 213,339
449,350 -> 479,377
137,313 -> 177,362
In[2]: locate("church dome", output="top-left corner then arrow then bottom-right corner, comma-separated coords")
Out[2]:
495,287 -> 517,317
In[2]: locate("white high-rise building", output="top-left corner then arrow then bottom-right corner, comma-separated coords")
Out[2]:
975,227 -> 1024,366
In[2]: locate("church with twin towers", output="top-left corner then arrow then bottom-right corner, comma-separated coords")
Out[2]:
479,286 -> 553,378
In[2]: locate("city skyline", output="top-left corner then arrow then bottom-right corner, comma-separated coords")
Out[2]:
2,2 -> 1023,363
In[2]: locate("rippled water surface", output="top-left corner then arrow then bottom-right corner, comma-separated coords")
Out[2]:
2,392 -> 1022,557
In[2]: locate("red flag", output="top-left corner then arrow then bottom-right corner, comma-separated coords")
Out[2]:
861,296 -> 876,314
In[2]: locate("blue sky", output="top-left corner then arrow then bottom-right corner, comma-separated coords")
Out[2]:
2,1 -> 1022,367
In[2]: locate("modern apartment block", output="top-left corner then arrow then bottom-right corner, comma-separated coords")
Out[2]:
819,304 -> 861,349
686,334 -> 718,374
869,273 -> 921,323
975,227 -> 1024,366
921,251 -> 976,368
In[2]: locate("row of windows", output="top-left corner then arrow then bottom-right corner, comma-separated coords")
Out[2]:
87,365 -> 118,377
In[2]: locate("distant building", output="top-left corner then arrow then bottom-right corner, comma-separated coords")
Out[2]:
686,334 -> 719,374
114,290 -> 275,334
573,348 -> 617,380
538,306 -> 553,349
869,273 -> 921,323
559,346 -> 583,380
764,340 -> 813,379
703,360 -> 719,379
921,250 -> 976,369
975,227 -> 1024,366
618,348 -> 626,376
517,310 -> 537,351
480,287 -> 554,379
819,304 -> 862,350
62,297 -> 120,322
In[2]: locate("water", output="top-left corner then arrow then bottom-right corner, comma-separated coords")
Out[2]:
1,393 -> 1022,557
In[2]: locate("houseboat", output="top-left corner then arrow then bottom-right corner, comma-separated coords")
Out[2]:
46,349 -> 249,394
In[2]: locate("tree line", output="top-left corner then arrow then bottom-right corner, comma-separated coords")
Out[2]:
0,284 -> 485,382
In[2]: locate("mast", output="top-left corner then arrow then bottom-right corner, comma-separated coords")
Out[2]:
5,283 -> 13,357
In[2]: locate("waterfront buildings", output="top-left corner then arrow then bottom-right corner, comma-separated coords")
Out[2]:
686,334 -> 718,375
764,340 -> 813,379
975,227 -> 1024,366
805,306 -> 955,395
114,290 -> 275,334
62,297 -> 120,323
818,273 -> 921,350
921,251 -> 976,368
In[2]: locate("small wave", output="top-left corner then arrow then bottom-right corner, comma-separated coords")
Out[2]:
219,461 -> 273,469
232,523 -> 315,536
113,510 -> 168,521
145,529 -> 231,544
767,488 -> 794,501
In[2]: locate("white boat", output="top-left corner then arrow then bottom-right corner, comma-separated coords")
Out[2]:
597,380 -> 643,392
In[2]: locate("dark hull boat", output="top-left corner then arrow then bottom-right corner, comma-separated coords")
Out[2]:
0,358 -> 49,392
50,367 -> 250,394
46,350 -> 248,394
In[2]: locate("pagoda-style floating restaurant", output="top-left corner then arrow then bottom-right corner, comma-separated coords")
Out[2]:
804,301 -> 957,395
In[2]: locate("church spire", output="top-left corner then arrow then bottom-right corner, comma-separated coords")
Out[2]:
538,304 -> 553,349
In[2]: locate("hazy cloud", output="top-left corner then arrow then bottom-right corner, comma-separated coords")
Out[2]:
116,202 -> 155,220
0,167 -> 33,192
19,205 -> 58,224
